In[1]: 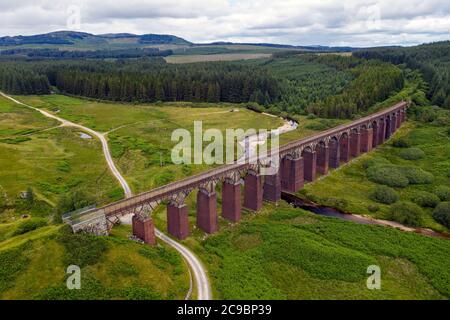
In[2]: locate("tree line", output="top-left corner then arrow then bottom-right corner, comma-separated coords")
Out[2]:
307,61 -> 404,118
51,60 -> 280,104
354,41 -> 450,109
2,59 -> 280,104
0,47 -> 173,59
0,55 -> 405,119
0,63 -> 50,94
240,54 -> 404,118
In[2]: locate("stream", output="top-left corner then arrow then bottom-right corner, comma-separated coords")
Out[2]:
281,192 -> 450,240
238,116 -> 298,161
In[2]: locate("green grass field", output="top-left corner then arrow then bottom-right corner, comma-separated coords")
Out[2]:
15,94 -> 307,194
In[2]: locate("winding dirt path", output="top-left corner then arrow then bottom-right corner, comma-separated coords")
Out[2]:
0,92 -> 212,300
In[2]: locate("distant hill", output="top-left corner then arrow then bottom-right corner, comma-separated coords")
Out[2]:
206,41 -> 357,52
0,30 -> 398,55
0,31 -> 192,47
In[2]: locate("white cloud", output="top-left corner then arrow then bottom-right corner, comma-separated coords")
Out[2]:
0,0 -> 449,46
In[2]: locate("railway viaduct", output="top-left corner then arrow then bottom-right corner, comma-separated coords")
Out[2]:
66,101 -> 408,244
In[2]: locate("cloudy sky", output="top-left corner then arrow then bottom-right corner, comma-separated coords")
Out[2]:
1,0 -> 449,47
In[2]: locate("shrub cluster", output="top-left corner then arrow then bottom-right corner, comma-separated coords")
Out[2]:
305,119 -> 339,131
12,219 -> 48,236
370,185 -> 399,204
367,162 -> 434,188
411,191 -> 440,208
392,137 -> 412,148
323,197 -> 349,211
389,202 -> 423,227
57,227 -> 109,268
0,243 -> 31,295
305,122 -> 328,131
411,105 -> 450,124
432,202 -> 450,228
434,185 -> 450,201
398,166 -> 434,185
399,148 -> 425,160
367,165 -> 409,188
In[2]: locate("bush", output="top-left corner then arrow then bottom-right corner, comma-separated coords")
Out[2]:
122,286 -> 162,300
111,260 -> 139,277
398,166 -> 433,184
0,243 -> 31,294
432,202 -> 450,228
0,137 -> 31,144
367,165 -> 409,188
0,184 -> 11,209
368,205 -> 380,212
305,122 -> 327,131
12,219 -> 48,236
389,202 -> 423,227
434,185 -> 450,201
434,116 -> 449,126
245,103 -> 263,113
399,148 -> 425,160
411,90 -> 429,106
392,137 -> 412,148
154,169 -> 175,185
139,246 -> 182,267
411,191 -> 440,208
370,185 -> 399,204
323,197 -> 348,211
411,105 -> 444,123
54,189 -> 96,222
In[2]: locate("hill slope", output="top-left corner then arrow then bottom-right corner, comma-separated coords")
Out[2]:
0,31 -> 192,48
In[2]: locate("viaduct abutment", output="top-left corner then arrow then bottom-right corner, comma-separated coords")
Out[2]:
73,102 -> 408,244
